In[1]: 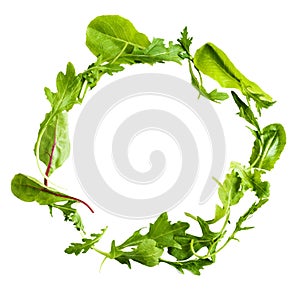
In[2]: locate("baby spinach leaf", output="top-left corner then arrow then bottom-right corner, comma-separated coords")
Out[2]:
65,228 -> 107,255
250,123 -> 286,170
86,15 -> 150,61
11,174 -> 67,205
194,43 -> 274,113
36,112 -> 70,176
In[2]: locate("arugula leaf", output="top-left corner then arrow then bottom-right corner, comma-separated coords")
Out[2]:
45,62 -> 82,113
35,112 -> 70,176
86,15 -> 150,61
232,91 -> 260,130
65,228 -> 107,255
231,162 -> 270,199
161,258 -> 213,275
50,201 -> 85,232
112,239 -> 163,268
249,123 -> 286,170
117,38 -> 183,65
177,26 -> 193,58
146,212 -> 189,249
194,43 -> 275,113
11,173 -> 67,205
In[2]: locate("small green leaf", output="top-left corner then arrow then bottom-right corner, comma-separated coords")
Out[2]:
118,38 -> 184,65
250,123 -> 286,170
161,258 -> 213,275
86,15 -> 150,61
194,43 -> 274,113
177,26 -> 193,57
231,91 -> 260,130
11,174 -> 67,205
35,112 -> 70,176
51,201 -> 85,232
146,212 -> 188,249
65,228 -> 107,255
114,239 -> 163,268
45,62 -> 82,113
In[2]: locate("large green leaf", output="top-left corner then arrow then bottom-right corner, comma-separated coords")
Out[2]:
86,15 -> 150,61
11,174 -> 67,205
249,123 -> 286,170
36,112 -> 70,176
194,43 -> 274,113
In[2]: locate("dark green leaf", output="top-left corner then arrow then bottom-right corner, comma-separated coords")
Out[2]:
11,174 -> 67,205
194,43 -> 274,113
177,26 -> 193,57
250,123 -> 286,170
161,258 -> 213,275
65,228 -> 107,255
86,15 -> 150,61
231,91 -> 260,130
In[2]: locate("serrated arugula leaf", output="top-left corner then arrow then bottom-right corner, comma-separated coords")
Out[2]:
50,201 -> 85,232
232,91 -> 260,130
11,173 -> 67,205
112,239 -> 163,268
117,38 -> 183,65
146,212 -> 189,249
65,228 -> 107,255
177,26 -> 193,58
161,258 -> 213,275
231,162 -> 270,199
194,43 -> 274,113
35,112 -> 70,176
249,123 -> 286,170
45,62 -> 82,113
86,15 -> 150,61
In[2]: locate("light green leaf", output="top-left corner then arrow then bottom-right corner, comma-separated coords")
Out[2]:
45,62 -> 82,113
11,174 -> 67,205
194,43 -> 274,113
250,123 -> 286,170
35,112 -> 70,176
115,239 -> 163,267
86,15 -> 150,61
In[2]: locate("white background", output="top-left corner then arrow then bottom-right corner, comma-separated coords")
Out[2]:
1,0 -> 299,288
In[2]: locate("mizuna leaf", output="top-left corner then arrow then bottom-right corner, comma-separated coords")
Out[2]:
194,43 -> 275,113
86,15 -> 150,61
250,123 -> 286,170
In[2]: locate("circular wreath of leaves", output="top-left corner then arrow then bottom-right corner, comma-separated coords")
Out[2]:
11,15 -> 286,276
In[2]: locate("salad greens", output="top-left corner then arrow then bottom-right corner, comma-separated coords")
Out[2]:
11,15 -> 286,276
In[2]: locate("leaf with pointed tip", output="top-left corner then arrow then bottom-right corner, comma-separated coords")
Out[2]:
194,43 -> 274,113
